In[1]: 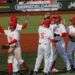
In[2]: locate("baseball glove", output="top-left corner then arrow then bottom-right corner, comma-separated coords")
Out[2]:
1,45 -> 10,49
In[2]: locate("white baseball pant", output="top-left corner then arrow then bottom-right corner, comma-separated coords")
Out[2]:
56,40 -> 71,71
8,46 -> 24,65
67,41 -> 75,68
34,43 -> 54,73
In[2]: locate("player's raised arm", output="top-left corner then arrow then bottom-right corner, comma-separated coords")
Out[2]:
10,15 -> 28,30
22,21 -> 28,29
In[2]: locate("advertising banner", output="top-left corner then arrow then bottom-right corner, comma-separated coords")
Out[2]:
15,1 -> 59,12
0,3 -> 16,12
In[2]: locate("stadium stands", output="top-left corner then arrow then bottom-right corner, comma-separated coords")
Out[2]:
0,0 -> 7,3
0,0 -> 17,3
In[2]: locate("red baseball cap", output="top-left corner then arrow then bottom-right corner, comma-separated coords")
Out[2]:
9,15 -> 17,23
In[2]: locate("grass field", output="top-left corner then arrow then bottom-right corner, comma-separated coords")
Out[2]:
0,52 -> 75,75
0,13 -> 75,75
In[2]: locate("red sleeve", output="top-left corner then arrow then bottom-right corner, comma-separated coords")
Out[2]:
9,39 -> 17,45
61,32 -> 69,37
0,26 -> 4,33
50,39 -> 56,42
61,32 -> 70,48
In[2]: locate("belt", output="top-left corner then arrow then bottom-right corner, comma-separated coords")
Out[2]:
54,33 -> 60,37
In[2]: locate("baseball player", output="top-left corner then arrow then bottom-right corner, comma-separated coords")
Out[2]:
33,15 -> 56,75
67,16 -> 75,71
0,15 -> 28,75
49,15 -> 71,71
39,14 -> 59,73
49,16 -> 59,73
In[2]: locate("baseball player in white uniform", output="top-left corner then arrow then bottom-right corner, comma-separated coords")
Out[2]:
33,17 -> 56,75
49,15 -> 71,71
67,16 -> 75,70
0,15 -> 28,75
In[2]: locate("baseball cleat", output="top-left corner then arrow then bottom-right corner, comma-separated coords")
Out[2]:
44,72 -> 51,75
33,71 -> 38,75
51,68 -> 59,72
20,62 -> 29,72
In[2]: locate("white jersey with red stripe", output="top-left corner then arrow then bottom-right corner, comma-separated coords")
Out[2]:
49,23 -> 67,41
34,25 -> 54,73
49,24 -> 67,36
38,26 -> 54,44
16,24 -> 22,31
49,24 -> 71,71
67,25 -> 75,36
4,24 -> 22,46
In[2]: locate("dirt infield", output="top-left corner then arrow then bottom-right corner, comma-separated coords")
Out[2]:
20,33 -> 38,53
0,33 -> 38,54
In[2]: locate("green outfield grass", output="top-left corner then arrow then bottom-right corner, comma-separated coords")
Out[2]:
0,52 -> 75,75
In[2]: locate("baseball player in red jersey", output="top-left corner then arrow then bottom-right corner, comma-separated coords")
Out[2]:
49,15 -> 71,71
0,15 -> 28,75
67,16 -> 75,71
33,15 -> 56,75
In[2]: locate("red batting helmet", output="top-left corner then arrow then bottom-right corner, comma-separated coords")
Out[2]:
9,15 -> 17,30
51,14 -> 61,23
9,15 -> 17,23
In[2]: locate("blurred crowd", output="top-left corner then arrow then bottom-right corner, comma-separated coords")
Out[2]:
0,0 -> 17,3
